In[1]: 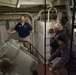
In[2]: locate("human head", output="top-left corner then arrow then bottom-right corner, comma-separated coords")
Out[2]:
20,15 -> 26,23
57,35 -> 67,46
53,22 -> 63,33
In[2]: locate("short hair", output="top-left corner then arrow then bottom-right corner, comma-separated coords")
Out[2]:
53,23 -> 63,30
20,15 -> 26,18
57,34 -> 67,42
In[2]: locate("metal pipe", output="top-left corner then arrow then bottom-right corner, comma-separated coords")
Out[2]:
48,8 -> 51,22
34,7 -> 57,22
34,9 -> 45,20
16,0 -> 19,7
48,7 -> 57,22
2,13 -> 34,26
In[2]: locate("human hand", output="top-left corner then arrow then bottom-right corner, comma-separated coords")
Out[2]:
49,67 -> 53,72
46,61 -> 50,67
31,30 -> 34,35
7,30 -> 11,34
46,61 -> 49,65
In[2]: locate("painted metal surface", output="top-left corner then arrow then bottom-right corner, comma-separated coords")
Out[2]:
0,39 -> 38,75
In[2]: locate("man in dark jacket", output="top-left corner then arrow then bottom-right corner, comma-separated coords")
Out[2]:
50,25 -> 68,55
50,19 -> 69,55
46,35 -> 76,75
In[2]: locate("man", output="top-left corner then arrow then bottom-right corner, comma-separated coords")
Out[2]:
50,22 -> 67,55
7,15 -> 34,50
46,35 -> 76,75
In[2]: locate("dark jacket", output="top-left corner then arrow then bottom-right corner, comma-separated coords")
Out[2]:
48,41 -> 76,72
50,28 -> 67,54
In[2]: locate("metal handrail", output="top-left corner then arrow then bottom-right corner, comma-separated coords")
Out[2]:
19,40 -> 45,61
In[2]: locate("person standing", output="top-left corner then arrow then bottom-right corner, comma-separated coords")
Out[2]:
50,19 -> 68,55
7,15 -> 34,51
46,35 -> 76,75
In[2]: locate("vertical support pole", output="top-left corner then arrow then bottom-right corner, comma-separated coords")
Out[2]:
68,0 -> 76,75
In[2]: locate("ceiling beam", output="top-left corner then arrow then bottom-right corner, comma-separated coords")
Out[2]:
0,2 -> 16,7
16,0 -> 19,8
